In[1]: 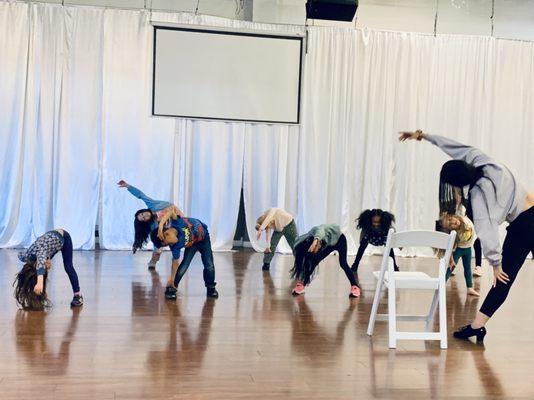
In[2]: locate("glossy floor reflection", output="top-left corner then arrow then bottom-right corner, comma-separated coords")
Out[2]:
1,249 -> 533,399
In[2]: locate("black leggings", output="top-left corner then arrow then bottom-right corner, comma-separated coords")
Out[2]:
291,234 -> 357,287
467,206 -> 483,267
479,207 -> 534,317
61,231 -> 80,293
352,239 -> 398,272
473,238 -> 482,267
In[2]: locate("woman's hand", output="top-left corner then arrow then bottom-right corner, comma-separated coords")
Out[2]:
264,248 -> 272,254
398,130 -> 425,142
308,238 -> 321,253
33,276 -> 44,295
117,180 -> 129,188
493,265 -> 510,287
157,228 -> 165,240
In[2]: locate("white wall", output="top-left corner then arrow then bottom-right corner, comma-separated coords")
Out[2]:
17,0 -> 534,41
356,0 -> 534,40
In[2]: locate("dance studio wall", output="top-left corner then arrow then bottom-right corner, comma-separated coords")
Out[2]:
1,1 -> 533,256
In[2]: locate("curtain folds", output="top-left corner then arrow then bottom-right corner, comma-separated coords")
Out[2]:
1,2 -> 532,255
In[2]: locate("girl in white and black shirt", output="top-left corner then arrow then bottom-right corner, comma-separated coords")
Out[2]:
15,229 -> 83,310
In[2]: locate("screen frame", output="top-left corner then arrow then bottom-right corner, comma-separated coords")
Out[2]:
152,25 -> 304,124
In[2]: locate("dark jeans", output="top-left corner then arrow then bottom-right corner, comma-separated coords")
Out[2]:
293,234 -> 357,287
352,239 -> 398,272
173,235 -> 216,289
480,206 -> 534,317
61,231 -> 80,293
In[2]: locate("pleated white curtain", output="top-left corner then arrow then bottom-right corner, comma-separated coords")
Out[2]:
0,3 -> 102,249
1,2 -> 533,254
300,28 -> 533,255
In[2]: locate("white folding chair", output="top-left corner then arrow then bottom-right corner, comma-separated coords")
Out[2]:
367,229 -> 456,349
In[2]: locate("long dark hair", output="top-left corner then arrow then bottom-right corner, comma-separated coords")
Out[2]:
290,237 -> 320,285
13,262 -> 50,310
356,209 -> 395,233
133,209 -> 155,253
438,160 -> 492,217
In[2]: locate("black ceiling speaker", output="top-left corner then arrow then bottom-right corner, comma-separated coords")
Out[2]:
306,0 -> 358,22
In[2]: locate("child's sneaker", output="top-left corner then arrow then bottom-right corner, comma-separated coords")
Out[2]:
292,282 -> 305,295
165,286 -> 177,300
207,288 -> 219,298
147,261 -> 156,270
349,285 -> 361,298
262,263 -> 270,271
70,294 -> 84,307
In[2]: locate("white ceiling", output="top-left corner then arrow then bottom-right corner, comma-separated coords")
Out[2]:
11,0 -> 534,41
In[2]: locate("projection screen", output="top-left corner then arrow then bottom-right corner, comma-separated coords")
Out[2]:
152,26 -> 303,124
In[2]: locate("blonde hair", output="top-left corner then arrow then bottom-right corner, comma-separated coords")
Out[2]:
440,213 -> 469,249
255,214 -> 266,231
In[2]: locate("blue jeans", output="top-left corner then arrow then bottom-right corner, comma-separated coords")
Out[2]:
173,235 -> 216,289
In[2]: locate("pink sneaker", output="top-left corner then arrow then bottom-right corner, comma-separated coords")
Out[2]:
349,285 -> 361,298
292,282 -> 305,295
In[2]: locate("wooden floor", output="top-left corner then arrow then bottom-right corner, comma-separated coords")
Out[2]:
1,249 -> 533,399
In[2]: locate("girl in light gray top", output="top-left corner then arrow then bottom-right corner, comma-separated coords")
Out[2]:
400,130 -> 534,342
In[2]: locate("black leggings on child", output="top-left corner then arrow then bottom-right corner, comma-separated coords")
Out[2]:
61,231 -> 80,293
352,239 -> 398,272
291,234 -> 357,287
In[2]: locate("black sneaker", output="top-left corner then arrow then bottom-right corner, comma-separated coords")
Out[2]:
207,288 -> 219,298
70,295 -> 84,307
147,262 -> 156,270
262,263 -> 270,271
164,286 -> 177,300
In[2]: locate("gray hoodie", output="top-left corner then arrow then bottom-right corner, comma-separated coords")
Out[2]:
426,134 -> 528,267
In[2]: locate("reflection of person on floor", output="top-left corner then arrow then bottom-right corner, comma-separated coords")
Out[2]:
255,208 -> 298,271
291,296 -> 357,360
290,224 -> 360,298
400,130 -> 534,341
352,209 -> 398,273
146,300 -> 215,380
152,215 -> 218,299
131,270 -> 165,316
15,229 -> 83,310
15,308 -> 81,375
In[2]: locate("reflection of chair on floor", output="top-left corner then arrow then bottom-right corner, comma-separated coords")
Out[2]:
368,339 -> 447,398
367,229 -> 456,349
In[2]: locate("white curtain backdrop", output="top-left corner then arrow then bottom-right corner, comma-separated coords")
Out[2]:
1,2 -> 532,256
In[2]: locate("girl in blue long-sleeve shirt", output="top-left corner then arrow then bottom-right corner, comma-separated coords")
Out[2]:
118,180 -> 184,274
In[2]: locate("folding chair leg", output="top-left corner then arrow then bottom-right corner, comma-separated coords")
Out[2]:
388,279 -> 397,349
426,290 -> 439,331
367,278 -> 384,336
439,282 -> 447,349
